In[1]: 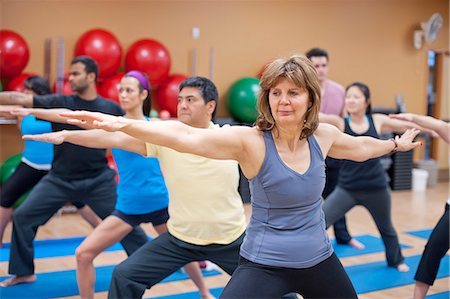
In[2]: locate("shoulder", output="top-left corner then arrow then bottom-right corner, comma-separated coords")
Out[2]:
316,122 -> 341,135
326,79 -> 345,92
315,123 -> 342,144
371,113 -> 388,124
95,96 -> 124,115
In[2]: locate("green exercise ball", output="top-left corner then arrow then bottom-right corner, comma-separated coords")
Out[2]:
0,80 -> 2,92
0,154 -> 22,184
227,77 -> 260,123
0,154 -> 29,208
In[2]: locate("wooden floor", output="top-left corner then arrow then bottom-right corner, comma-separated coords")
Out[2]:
0,181 -> 448,299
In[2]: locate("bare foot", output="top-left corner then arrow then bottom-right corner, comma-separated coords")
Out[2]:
348,238 -> 365,250
397,263 -> 410,272
0,274 -> 36,287
0,242 -> 3,248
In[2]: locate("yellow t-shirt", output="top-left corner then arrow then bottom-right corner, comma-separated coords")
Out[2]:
145,123 -> 246,245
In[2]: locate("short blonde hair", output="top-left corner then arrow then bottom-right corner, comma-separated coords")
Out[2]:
256,54 -> 321,140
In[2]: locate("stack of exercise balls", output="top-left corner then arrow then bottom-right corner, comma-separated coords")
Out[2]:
73,29 -> 184,117
227,77 -> 260,124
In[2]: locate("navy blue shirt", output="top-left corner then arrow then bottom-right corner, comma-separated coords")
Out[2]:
339,115 -> 387,191
33,94 -> 124,180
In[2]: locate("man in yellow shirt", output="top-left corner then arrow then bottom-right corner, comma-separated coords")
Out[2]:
21,76 -> 245,298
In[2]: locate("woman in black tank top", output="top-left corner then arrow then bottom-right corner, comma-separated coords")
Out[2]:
320,82 -> 432,273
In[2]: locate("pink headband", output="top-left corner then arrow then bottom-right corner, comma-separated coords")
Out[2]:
125,71 -> 151,92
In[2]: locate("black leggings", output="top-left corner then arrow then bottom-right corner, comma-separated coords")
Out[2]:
414,203 -> 449,285
1,162 -> 85,209
220,253 -> 357,299
1,162 -> 48,208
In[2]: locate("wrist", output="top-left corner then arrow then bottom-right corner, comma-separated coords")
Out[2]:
389,137 -> 398,153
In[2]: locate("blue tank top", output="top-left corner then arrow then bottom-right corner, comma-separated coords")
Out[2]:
20,115 -> 53,165
339,115 -> 387,190
112,118 -> 169,215
240,131 -> 333,268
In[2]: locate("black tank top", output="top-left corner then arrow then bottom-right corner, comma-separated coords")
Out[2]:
338,115 -> 387,191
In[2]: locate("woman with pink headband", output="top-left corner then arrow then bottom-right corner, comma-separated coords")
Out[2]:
22,71 -> 215,299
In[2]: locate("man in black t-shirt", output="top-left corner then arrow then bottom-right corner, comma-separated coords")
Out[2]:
0,56 -> 147,287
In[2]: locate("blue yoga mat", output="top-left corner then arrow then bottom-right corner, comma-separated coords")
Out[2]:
146,255 -> 450,299
0,234 -> 408,263
426,291 -> 450,299
405,229 -> 433,240
148,287 -> 224,299
349,254 -> 449,294
0,235 -> 153,262
0,266 -> 222,299
332,234 -> 410,258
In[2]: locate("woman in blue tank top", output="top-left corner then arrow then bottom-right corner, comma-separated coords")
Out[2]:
20,71 -> 214,299
0,76 -> 99,247
320,82 -> 430,273
52,55 -> 421,298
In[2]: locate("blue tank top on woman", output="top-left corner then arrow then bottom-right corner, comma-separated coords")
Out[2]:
339,115 -> 387,191
240,131 -> 333,268
112,118 -> 169,215
20,115 -> 53,166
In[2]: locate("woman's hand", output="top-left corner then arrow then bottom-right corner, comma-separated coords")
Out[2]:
60,111 -> 130,132
23,131 -> 66,145
393,128 -> 421,152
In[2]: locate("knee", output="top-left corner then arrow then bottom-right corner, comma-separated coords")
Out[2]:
12,207 -> 29,225
75,246 -> 95,265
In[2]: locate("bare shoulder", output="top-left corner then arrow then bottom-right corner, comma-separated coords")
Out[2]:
372,113 -> 388,123
316,123 -> 340,137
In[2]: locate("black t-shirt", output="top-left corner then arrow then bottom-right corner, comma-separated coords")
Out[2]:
33,94 -> 124,180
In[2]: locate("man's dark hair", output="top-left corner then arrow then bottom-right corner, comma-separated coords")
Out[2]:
24,76 -> 51,95
71,56 -> 99,82
179,76 -> 219,119
305,48 -> 329,60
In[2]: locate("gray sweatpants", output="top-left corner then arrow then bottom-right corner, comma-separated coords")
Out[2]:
108,232 -> 245,299
322,186 -> 404,267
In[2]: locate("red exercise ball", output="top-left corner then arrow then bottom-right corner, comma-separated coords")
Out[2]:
98,73 -> 124,104
0,30 -> 30,79
74,29 -> 122,79
6,73 -> 35,92
155,74 -> 188,117
52,73 -> 73,95
125,39 -> 171,87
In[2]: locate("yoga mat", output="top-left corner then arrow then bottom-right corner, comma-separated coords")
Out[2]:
332,234 -> 410,258
0,267 -> 221,299
405,229 -> 433,240
0,234 -> 408,263
0,236 -> 153,262
349,254 -> 449,294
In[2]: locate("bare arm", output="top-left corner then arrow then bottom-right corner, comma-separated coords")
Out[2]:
11,107 -> 73,123
23,129 -> 147,155
318,112 -> 344,131
60,110 -> 249,161
0,92 -> 33,106
317,123 -> 421,161
375,113 -> 437,136
389,113 -> 449,143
